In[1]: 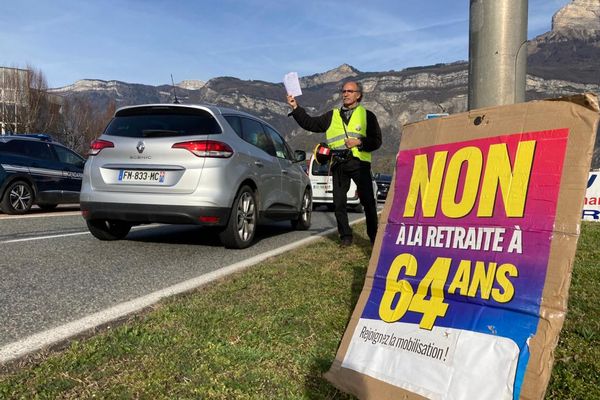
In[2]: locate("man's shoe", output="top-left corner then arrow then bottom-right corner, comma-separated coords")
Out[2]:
340,237 -> 353,247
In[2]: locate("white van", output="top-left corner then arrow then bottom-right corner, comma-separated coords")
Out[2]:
308,155 -> 377,212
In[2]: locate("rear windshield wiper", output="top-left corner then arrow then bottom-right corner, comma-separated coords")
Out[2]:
141,129 -> 180,137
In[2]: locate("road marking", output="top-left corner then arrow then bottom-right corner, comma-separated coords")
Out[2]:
0,211 -> 81,220
1,231 -> 89,244
0,225 -> 161,244
0,218 -> 365,363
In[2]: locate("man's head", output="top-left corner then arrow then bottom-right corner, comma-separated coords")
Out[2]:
341,81 -> 362,108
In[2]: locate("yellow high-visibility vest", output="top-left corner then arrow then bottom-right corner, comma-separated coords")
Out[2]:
325,105 -> 371,162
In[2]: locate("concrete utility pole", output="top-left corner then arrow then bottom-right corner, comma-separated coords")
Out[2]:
468,0 -> 528,110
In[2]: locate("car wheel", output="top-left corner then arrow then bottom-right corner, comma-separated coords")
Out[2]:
1,181 -> 34,215
38,203 -> 58,211
86,219 -> 132,240
291,188 -> 312,230
352,204 -> 364,213
326,204 -> 335,212
219,185 -> 257,249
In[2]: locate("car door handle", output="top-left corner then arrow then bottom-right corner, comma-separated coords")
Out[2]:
254,161 -> 264,167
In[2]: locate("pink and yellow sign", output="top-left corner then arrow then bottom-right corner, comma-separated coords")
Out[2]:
326,95 -> 599,400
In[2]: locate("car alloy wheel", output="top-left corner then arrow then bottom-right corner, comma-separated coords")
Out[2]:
236,191 -> 255,241
220,185 -> 257,249
291,188 -> 312,230
1,181 -> 34,215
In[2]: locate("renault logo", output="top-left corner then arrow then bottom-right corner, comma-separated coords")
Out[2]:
136,141 -> 145,154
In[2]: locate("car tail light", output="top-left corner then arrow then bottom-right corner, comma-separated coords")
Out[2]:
88,139 -> 114,156
172,140 -> 234,158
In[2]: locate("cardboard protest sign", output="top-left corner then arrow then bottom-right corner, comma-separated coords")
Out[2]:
583,171 -> 600,221
325,94 -> 599,400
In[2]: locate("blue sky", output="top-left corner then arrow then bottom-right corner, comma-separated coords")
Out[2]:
1,0 -> 570,88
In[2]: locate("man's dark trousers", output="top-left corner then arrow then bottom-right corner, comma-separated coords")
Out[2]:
331,157 -> 378,244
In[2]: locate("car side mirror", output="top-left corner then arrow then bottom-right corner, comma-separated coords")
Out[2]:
294,150 -> 306,162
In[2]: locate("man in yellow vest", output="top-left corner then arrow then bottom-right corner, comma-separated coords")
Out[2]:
287,81 -> 382,246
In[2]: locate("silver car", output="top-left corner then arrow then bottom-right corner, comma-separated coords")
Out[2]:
80,104 -> 312,249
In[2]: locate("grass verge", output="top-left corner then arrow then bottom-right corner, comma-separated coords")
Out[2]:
0,223 -> 598,399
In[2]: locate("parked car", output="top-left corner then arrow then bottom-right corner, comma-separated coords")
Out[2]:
374,173 -> 392,201
0,134 -> 85,214
308,154 -> 377,212
80,104 -> 312,249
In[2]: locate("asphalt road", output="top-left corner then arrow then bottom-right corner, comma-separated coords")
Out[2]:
0,204 -> 377,354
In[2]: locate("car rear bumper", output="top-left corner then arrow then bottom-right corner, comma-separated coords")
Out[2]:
80,201 -> 230,226
312,192 -> 360,205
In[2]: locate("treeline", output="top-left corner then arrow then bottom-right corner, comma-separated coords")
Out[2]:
0,65 -> 114,155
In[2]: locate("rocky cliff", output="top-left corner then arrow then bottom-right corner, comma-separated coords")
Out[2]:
552,0 -> 600,33
528,0 -> 600,84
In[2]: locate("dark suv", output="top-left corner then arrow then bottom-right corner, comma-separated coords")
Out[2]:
0,134 -> 85,214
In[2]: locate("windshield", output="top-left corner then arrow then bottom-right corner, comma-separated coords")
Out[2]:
377,174 -> 392,182
311,160 -> 331,176
104,106 -> 222,138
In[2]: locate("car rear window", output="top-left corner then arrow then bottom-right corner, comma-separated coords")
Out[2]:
104,106 -> 222,138
311,160 -> 331,176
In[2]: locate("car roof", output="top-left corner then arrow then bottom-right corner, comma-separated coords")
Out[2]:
0,134 -> 79,154
114,103 -> 259,120
0,133 -> 54,143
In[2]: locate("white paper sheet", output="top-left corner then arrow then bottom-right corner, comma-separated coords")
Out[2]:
342,319 -> 518,400
284,72 -> 302,97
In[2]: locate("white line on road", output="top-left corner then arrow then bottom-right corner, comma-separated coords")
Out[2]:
0,211 -> 81,219
0,224 -> 161,244
1,231 -> 89,244
0,218 -> 365,363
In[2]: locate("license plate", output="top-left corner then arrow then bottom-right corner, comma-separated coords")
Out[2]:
118,169 -> 166,183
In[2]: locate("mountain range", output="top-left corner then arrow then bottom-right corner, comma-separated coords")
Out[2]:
49,0 -> 600,172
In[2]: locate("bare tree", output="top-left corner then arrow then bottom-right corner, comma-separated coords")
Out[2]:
1,64 -> 116,154
0,65 -> 62,135
58,96 -> 115,154
0,66 -> 28,134
24,65 -> 62,134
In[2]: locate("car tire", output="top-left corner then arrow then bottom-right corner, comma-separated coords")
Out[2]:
326,204 -> 335,212
352,204 -> 364,213
219,185 -> 257,249
38,203 -> 58,211
1,180 -> 34,215
291,188 -> 312,230
86,219 -> 132,241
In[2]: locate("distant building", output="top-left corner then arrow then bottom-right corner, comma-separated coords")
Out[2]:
0,67 -> 29,134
